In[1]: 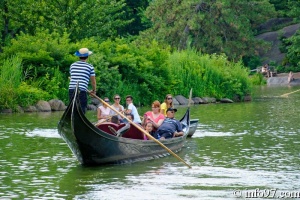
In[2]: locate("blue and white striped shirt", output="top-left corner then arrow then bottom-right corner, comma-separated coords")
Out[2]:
69,61 -> 95,91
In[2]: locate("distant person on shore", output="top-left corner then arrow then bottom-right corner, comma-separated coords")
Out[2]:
262,64 -> 270,78
288,71 -> 294,83
68,48 -> 96,114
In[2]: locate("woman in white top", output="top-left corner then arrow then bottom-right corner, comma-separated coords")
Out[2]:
97,97 -> 111,123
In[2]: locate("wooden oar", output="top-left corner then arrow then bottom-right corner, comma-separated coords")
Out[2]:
89,91 -> 192,168
94,116 -> 112,126
280,89 -> 300,97
188,88 -> 192,107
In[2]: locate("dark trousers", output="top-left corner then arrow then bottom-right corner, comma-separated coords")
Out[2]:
69,89 -> 87,114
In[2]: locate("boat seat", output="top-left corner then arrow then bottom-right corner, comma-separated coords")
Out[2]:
121,123 -> 145,140
97,123 -> 126,136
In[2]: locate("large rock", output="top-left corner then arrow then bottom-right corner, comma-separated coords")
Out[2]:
256,22 -> 300,65
172,98 -> 180,105
174,95 -> 188,105
0,109 -> 12,113
193,97 -> 206,104
267,77 -> 289,86
88,104 -> 97,111
48,99 -> 66,111
244,95 -> 252,102
23,106 -> 38,112
36,100 -> 51,112
91,98 -> 100,106
16,106 -> 24,113
202,97 -> 216,103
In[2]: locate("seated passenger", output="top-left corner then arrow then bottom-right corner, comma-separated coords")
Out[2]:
160,94 -> 174,117
142,100 -> 165,131
143,121 -> 158,140
111,115 -> 120,125
155,108 -> 184,140
97,97 -> 111,123
109,94 -> 124,122
125,95 -> 142,124
123,113 -> 134,124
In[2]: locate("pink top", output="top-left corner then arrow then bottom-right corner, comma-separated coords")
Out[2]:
144,111 -> 165,124
98,106 -> 111,117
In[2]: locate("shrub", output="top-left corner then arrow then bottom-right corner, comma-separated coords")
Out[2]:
15,82 -> 51,107
0,56 -> 23,110
168,49 -> 252,99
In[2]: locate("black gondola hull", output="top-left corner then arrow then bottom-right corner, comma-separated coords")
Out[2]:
58,86 -> 190,166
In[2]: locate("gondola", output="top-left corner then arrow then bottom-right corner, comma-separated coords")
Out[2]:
188,119 -> 199,137
57,85 -> 190,166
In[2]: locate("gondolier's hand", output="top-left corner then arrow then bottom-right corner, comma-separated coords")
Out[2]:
89,89 -> 96,96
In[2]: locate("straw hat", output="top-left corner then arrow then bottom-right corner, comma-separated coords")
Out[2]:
74,48 -> 93,57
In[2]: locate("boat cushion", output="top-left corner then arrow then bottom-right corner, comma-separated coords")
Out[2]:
121,124 -> 145,140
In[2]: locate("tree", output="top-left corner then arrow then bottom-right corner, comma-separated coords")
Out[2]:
284,31 -> 300,68
118,0 -> 151,36
287,0 -> 300,17
0,0 -> 131,47
142,0 -> 276,60
269,0 -> 289,17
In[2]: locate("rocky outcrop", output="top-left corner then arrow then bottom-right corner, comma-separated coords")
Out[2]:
175,95 -> 192,105
48,99 -> 66,111
256,21 -> 300,65
24,106 -> 38,112
36,100 -> 52,112
88,104 -> 97,111
202,97 -> 217,103
267,73 -> 300,86
172,97 -> 180,105
91,98 -> 100,106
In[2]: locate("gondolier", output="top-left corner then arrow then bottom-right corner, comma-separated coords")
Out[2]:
68,48 -> 96,114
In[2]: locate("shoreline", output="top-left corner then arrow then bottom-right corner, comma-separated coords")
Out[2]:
267,72 -> 300,86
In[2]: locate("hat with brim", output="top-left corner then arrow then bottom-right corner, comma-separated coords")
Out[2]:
167,108 -> 177,112
74,48 -> 93,57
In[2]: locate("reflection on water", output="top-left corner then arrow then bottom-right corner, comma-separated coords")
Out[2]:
0,86 -> 300,199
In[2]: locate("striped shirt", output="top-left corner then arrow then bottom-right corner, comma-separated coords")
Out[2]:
69,61 -> 95,91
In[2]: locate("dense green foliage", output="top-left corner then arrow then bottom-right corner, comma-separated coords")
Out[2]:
142,0 -> 276,60
97,39 -> 172,105
0,56 -> 51,111
168,50 -> 252,99
0,0 -> 131,44
280,31 -> 300,71
0,0 -> 299,111
271,0 -> 300,73
0,56 -> 22,110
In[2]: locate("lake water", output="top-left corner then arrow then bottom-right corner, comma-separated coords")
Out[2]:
0,86 -> 300,199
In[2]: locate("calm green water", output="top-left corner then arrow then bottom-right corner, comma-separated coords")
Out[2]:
0,86 -> 300,199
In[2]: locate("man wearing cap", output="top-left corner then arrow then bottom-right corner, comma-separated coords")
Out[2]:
155,108 -> 184,139
69,48 -> 97,114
